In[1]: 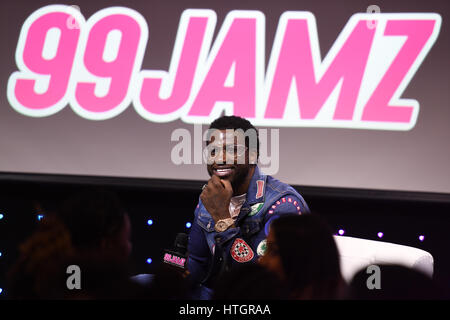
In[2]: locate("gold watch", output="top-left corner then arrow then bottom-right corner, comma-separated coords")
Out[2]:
214,218 -> 235,232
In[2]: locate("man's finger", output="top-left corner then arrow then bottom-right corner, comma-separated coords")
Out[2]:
210,175 -> 224,189
200,187 -> 209,199
206,178 -> 215,189
220,178 -> 233,194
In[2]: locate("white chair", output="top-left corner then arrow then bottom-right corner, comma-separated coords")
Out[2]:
333,235 -> 434,283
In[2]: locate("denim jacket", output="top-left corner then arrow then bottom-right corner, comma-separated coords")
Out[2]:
187,166 -> 310,298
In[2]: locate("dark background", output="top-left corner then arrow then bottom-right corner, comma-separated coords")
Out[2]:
0,174 -> 449,299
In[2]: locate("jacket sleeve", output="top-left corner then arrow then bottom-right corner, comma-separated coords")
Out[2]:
186,201 -> 211,285
262,194 -> 310,236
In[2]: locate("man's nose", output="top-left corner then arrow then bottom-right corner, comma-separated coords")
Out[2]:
213,148 -> 232,165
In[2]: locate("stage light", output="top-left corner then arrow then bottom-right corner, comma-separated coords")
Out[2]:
37,214 -> 44,221
338,229 -> 345,236
0,288 -> 2,294
147,219 -> 153,226
186,222 -> 192,228
0,213 -> 4,220
146,258 -> 152,264
377,232 -> 384,238
0,252 -> 2,257
419,235 -> 425,242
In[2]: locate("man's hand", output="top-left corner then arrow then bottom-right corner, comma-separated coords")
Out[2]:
200,176 -> 233,223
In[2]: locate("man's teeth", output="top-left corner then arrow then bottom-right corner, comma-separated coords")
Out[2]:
215,168 -> 232,175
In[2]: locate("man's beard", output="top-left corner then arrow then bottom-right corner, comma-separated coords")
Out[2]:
229,165 -> 250,193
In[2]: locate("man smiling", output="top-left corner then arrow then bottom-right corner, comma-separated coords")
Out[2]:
187,116 -> 310,299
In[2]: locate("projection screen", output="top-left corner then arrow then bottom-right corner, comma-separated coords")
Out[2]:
0,0 -> 449,196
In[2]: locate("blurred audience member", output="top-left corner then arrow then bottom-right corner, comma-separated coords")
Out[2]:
212,263 -> 289,300
61,254 -> 150,299
140,263 -> 190,300
58,188 -> 132,264
7,189 -> 144,299
347,264 -> 445,300
259,214 -> 346,299
7,214 -> 74,299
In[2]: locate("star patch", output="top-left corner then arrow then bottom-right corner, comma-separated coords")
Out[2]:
230,238 -> 254,263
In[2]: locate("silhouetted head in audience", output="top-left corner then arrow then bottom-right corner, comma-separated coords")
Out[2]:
6,214 -> 74,299
258,214 -> 345,299
212,263 -> 288,300
6,189 -> 140,299
348,264 -> 445,300
61,254 -> 150,300
58,188 -> 132,263
140,263 -> 190,300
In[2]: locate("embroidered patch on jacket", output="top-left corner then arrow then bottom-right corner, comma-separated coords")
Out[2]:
257,239 -> 267,256
256,180 -> 264,199
269,197 -> 302,215
230,238 -> 254,263
248,203 -> 264,217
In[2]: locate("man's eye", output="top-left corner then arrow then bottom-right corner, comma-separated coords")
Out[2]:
226,146 -> 236,154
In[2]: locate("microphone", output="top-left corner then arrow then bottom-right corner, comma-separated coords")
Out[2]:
163,233 -> 188,270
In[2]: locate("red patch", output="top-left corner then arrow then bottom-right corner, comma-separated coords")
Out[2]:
230,238 -> 254,263
256,180 -> 264,199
